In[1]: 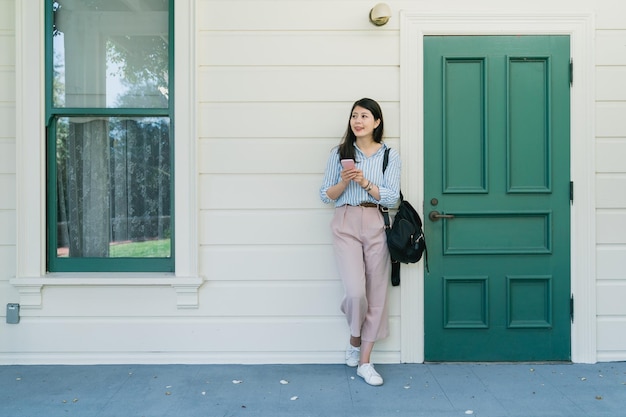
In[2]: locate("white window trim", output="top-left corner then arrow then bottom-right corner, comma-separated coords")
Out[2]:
399,11 -> 596,363
12,0 -> 203,309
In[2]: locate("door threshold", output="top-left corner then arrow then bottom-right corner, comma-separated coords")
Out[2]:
424,361 -> 573,365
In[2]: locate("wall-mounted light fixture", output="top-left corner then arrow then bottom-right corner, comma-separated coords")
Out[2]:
369,3 -> 391,26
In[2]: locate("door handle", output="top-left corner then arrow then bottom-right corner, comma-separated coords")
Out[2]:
429,211 -> 455,222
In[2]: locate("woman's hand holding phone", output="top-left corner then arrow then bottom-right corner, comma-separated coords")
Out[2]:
340,159 -> 363,184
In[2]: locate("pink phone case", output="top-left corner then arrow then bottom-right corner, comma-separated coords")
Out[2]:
341,159 -> 355,169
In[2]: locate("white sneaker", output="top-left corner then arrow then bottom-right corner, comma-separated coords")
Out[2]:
357,363 -> 383,386
345,345 -> 360,367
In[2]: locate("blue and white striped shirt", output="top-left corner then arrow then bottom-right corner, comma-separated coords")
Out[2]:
320,143 -> 401,208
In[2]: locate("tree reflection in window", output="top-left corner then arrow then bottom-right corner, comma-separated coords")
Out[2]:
50,0 -> 172,263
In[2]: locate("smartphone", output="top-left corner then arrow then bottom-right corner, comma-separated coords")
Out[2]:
341,159 -> 355,170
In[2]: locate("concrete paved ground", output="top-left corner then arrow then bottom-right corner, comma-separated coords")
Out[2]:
1,362 -> 625,417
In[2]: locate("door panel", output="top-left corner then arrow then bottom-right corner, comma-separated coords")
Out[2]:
424,36 -> 571,361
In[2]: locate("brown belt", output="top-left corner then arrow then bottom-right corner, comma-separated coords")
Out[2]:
359,202 -> 379,208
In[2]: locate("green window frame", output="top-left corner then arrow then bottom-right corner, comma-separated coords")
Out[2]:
45,0 -> 175,272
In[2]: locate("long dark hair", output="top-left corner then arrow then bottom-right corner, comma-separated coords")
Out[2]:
337,98 -> 384,160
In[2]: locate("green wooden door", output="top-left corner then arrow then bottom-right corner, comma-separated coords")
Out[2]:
424,36 -> 571,361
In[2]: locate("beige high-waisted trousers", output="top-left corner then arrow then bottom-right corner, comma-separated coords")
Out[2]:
331,205 -> 390,343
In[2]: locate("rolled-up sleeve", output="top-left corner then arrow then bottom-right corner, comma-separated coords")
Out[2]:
320,149 -> 341,204
377,147 -> 401,208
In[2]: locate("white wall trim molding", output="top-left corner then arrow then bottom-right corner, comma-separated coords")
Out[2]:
15,0 -> 45,281
13,0 -> 203,309
10,276 -> 204,309
399,11 -> 596,364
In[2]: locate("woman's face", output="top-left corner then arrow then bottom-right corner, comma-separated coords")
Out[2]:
350,106 -> 380,140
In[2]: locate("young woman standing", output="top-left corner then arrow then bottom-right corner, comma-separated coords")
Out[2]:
320,98 -> 401,386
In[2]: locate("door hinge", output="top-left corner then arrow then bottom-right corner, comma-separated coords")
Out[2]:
570,295 -> 574,323
570,181 -> 574,203
569,59 -> 574,86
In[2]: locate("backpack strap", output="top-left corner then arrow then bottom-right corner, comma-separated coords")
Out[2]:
381,147 -> 392,229
383,147 -> 389,172
381,147 -> 401,286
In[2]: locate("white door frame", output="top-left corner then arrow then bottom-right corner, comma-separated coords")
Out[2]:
399,12 -> 596,364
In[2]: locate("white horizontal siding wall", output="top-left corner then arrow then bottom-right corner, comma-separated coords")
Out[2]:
195,1 -> 403,364
594,3 -> 626,362
2,0 -> 626,364
0,0 -> 18,326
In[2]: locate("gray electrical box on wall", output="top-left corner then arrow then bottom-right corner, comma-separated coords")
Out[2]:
6,303 -> 20,324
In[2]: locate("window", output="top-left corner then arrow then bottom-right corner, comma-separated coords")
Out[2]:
46,0 -> 173,272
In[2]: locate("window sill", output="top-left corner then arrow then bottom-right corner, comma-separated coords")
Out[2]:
10,274 -> 205,310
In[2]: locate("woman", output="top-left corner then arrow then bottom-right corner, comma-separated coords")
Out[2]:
319,98 -> 401,386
